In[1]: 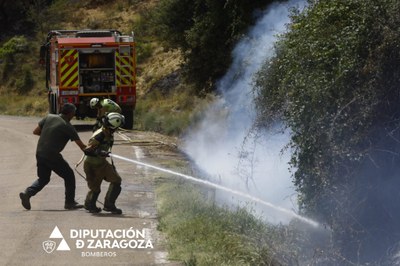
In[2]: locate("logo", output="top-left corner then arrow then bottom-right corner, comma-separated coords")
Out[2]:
42,240 -> 56,254
42,226 -> 154,257
42,226 -> 70,253
65,55 -> 76,65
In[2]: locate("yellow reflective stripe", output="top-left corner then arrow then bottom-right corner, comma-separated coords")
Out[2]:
60,65 -> 78,83
116,50 -> 134,86
66,71 -> 79,87
60,49 -> 79,87
60,50 -> 75,71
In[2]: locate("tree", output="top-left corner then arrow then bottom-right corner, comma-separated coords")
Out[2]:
0,0 -> 37,41
151,0 -> 274,92
254,0 -> 400,263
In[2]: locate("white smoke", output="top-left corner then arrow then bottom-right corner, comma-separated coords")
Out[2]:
182,0 -> 306,224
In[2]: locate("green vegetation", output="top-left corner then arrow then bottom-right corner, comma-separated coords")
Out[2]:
135,92 -> 193,136
255,0 -> 400,263
150,0 -> 275,92
135,82 -> 216,135
0,36 -> 34,92
156,177 -> 312,266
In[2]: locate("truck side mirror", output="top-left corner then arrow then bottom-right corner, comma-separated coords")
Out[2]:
39,45 -> 46,66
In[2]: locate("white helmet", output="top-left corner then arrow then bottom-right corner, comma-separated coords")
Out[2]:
89,98 -> 100,108
104,112 -> 125,129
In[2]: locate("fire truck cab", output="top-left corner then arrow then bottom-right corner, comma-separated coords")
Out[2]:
40,29 -> 136,129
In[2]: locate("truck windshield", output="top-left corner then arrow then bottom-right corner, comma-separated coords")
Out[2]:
80,53 -> 114,69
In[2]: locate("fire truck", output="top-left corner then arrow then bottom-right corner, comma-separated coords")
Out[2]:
39,29 -> 136,129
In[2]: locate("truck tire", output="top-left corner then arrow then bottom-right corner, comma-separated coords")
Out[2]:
122,108 -> 134,129
48,93 -> 58,114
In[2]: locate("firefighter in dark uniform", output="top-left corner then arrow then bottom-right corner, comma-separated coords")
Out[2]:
83,112 -> 125,214
19,103 -> 87,210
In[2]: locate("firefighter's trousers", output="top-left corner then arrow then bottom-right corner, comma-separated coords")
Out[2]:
83,160 -> 122,209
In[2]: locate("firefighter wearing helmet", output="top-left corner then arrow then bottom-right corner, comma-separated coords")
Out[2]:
83,112 -> 125,214
90,98 -> 122,131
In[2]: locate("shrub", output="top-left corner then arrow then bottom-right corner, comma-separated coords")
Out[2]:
16,65 -> 34,94
0,36 -> 29,83
254,0 -> 400,263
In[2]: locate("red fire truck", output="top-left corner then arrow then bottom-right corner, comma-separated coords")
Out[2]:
40,29 -> 136,129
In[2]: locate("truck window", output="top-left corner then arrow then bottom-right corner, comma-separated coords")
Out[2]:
80,53 -> 114,69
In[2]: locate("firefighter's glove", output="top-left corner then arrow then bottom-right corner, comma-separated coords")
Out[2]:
97,150 -> 110,157
84,148 -> 96,157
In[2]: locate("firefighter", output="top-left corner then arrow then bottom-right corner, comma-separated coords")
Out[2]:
89,98 -> 121,131
83,112 -> 125,214
19,103 -> 87,210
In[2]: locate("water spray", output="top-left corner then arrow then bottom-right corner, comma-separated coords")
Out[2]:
109,153 -> 319,227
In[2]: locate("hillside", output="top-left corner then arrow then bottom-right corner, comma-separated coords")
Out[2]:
0,0 -> 193,135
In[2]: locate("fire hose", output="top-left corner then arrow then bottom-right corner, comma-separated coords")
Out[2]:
110,153 -> 319,227
74,151 -> 319,227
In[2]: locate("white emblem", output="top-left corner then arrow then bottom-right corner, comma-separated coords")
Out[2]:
42,240 -> 56,253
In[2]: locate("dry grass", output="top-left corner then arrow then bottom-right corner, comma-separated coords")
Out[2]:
137,47 -> 183,94
0,93 -> 48,116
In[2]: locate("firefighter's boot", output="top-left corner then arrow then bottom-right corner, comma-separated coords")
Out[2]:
84,191 -> 101,213
19,190 -> 32,210
103,183 -> 122,214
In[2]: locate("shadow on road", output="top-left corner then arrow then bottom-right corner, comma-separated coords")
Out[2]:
89,213 -> 138,219
29,209 -> 85,212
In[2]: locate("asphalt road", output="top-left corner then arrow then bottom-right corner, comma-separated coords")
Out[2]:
0,115 -> 181,266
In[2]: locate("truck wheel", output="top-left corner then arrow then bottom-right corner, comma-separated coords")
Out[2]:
122,108 -> 134,129
48,93 -> 58,114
